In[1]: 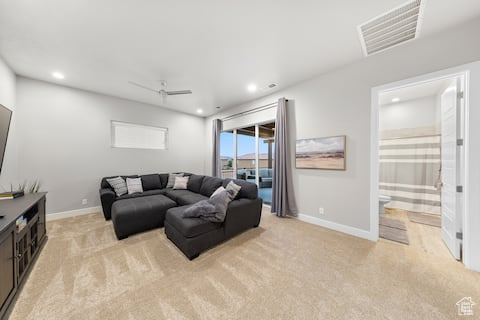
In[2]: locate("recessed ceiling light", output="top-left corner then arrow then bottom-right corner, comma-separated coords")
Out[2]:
196,108 -> 203,114
391,97 -> 400,103
52,71 -> 65,79
247,83 -> 257,92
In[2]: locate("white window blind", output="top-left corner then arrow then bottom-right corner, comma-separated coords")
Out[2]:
111,121 -> 167,150
222,106 -> 277,131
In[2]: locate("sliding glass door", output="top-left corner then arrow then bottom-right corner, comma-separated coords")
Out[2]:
220,121 -> 275,204
220,130 -> 234,179
258,122 -> 275,204
236,126 -> 256,183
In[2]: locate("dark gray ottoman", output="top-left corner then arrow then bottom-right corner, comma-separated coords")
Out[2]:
111,195 -> 176,240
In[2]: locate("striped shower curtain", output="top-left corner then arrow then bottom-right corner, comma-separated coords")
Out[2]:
379,134 -> 441,214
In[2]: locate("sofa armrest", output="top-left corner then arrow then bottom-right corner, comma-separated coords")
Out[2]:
224,198 -> 263,239
99,188 -> 116,220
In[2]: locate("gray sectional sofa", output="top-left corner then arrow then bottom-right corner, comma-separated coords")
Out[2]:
99,173 -> 262,259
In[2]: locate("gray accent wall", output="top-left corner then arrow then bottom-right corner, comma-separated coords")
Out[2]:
16,77 -> 206,214
204,17 -> 480,232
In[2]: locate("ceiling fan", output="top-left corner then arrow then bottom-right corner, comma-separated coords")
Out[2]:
128,80 -> 192,97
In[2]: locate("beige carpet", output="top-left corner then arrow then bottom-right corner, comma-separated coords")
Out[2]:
8,208 -> 480,320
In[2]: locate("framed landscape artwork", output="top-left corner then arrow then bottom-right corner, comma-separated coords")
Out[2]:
296,135 -> 346,170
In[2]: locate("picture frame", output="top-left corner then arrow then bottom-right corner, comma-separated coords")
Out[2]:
295,135 -> 346,170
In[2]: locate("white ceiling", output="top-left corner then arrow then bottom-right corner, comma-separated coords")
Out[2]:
1,0 -> 479,116
379,77 -> 455,105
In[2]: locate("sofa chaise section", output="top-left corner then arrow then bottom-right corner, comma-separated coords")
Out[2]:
164,196 -> 262,260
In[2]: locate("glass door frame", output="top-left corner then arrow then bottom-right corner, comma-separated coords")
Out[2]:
222,120 -> 275,186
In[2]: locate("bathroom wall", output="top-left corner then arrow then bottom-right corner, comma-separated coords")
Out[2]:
379,95 -> 440,133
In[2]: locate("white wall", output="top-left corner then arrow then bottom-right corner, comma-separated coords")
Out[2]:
16,77 -> 206,214
0,56 -> 18,188
205,17 -> 480,233
379,95 -> 439,131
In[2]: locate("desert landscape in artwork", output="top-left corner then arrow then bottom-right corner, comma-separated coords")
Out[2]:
296,136 -> 346,170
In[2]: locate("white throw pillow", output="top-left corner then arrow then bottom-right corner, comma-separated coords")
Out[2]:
210,186 -> 225,198
126,177 -> 143,194
167,172 -> 184,188
173,176 -> 189,190
225,181 -> 241,200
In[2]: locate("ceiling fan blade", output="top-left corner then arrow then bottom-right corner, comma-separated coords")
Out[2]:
128,81 -> 159,93
166,90 -> 192,95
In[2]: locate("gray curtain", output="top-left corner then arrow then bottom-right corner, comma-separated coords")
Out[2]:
271,98 -> 297,217
212,119 -> 222,177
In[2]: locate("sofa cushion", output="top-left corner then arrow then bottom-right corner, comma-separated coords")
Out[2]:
158,174 -> 168,188
187,174 -> 204,193
199,176 -> 223,197
166,206 -> 222,238
222,178 -> 258,200
164,189 -> 208,205
116,189 -> 166,200
140,174 -> 162,191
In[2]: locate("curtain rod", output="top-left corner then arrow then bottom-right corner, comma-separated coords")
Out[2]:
221,99 -> 288,121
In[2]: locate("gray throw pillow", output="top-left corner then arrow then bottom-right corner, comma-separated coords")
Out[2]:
106,177 -> 127,197
173,176 -> 189,190
167,173 -> 184,188
183,189 -> 231,222
126,177 -> 143,194
225,181 -> 241,200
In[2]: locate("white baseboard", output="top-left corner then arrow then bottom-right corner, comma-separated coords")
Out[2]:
296,214 -> 375,241
46,206 -> 102,221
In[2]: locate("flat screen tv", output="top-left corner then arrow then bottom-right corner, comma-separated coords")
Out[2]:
0,104 -> 12,174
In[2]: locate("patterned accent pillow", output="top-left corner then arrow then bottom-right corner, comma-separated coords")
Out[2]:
126,177 -> 143,195
173,176 -> 189,190
106,177 -> 127,197
167,173 -> 184,188
225,181 -> 241,200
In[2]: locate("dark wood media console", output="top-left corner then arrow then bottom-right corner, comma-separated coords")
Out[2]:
0,193 -> 47,319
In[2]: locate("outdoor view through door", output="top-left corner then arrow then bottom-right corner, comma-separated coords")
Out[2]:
220,122 -> 275,204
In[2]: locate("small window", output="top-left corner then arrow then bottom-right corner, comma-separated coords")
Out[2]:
111,121 -> 167,150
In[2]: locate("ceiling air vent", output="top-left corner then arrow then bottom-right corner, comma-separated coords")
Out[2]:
358,0 -> 425,56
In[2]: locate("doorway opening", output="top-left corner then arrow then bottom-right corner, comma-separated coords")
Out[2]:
374,73 -> 466,261
220,121 -> 275,205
